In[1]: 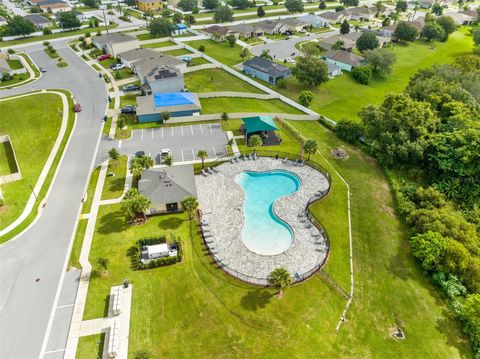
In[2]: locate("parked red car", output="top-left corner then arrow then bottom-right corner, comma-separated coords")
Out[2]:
74,103 -> 82,112
97,54 -> 111,61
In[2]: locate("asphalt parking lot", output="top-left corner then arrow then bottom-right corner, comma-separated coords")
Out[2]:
97,122 -> 229,165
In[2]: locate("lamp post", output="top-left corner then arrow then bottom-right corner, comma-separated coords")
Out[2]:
100,5 -> 109,34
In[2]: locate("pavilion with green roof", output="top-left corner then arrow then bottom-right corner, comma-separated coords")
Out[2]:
241,116 -> 281,146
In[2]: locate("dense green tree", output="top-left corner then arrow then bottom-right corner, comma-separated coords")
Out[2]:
463,258 -> 480,293
395,0 -> 407,12
178,0 -> 198,11
360,93 -> 438,166
382,17 -> 391,26
292,56 -> 329,87
335,5 -> 345,12
226,34 -> 236,47
332,39 -> 344,50
5,16 -> 36,37
335,119 -> 364,144
148,18 -> 171,37
284,0 -> 304,13
108,148 -> 119,161
340,19 -> 350,35
319,0 -> 326,9
202,0 -> 220,10
260,49 -> 272,60
454,55 -> 480,74
257,5 -> 265,17
436,16 -> 456,35
422,21 -> 446,42
341,0 -> 359,6
442,238 -> 470,274
364,48 -> 396,76
184,14 -> 196,25
410,231 -> 446,271
356,32 -> 380,52
431,2 -> 443,15
214,5 -> 234,23
393,21 -> 418,42
298,90 -> 314,107
473,27 -> 480,46
352,65 -> 373,84
462,294 -> 480,355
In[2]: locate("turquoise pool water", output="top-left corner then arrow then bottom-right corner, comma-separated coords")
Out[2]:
235,170 -> 301,255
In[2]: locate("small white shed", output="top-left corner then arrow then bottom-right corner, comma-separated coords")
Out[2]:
147,243 -> 170,259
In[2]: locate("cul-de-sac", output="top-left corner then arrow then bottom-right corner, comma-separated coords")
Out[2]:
0,0 -> 479,357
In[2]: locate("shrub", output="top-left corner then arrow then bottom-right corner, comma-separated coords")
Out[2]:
352,65 -> 372,85
277,78 -> 287,89
198,45 -> 205,52
336,118 -> 364,144
7,48 -> 15,54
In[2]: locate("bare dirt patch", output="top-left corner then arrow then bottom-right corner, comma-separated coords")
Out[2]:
330,147 -> 349,160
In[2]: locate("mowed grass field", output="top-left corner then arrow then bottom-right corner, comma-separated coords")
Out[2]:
184,68 -> 265,94
276,28 -> 474,121
184,39 -> 249,66
0,93 -> 63,231
79,119 -> 471,358
0,140 -> 18,176
200,97 -> 305,114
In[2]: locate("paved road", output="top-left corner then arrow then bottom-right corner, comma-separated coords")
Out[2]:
2,0 -> 27,16
0,41 -> 107,359
97,123 -> 229,166
250,30 -> 338,60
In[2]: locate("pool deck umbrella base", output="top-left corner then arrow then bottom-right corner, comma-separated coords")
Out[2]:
241,116 -> 280,146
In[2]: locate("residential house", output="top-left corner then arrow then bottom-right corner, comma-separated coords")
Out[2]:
37,0 -> 72,13
0,53 -> 27,76
242,56 -> 291,85
297,14 -> 330,28
317,11 -> 349,24
137,0 -> 163,11
138,165 -> 197,214
445,11 -> 476,25
326,62 -> 342,77
118,48 -> 185,71
277,18 -> 305,32
343,31 -> 390,47
92,33 -> 139,57
254,19 -> 288,35
24,14 -> 52,29
55,10 -> 87,23
344,6 -> 376,21
228,23 -> 264,38
323,50 -> 364,72
377,23 -> 397,37
171,23 -> 188,36
201,25 -> 230,40
136,92 -> 201,123
318,35 -> 355,51
133,62 -> 184,94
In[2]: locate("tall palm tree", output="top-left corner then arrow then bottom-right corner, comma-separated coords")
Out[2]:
248,134 -> 263,156
181,196 -> 199,220
260,49 -> 273,60
268,268 -> 292,298
197,149 -> 208,169
303,139 -> 318,160
121,188 -> 151,222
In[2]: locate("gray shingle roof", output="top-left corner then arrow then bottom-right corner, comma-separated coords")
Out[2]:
324,50 -> 364,66
139,165 -> 197,205
93,33 -> 136,47
243,56 -> 290,78
24,14 -> 51,25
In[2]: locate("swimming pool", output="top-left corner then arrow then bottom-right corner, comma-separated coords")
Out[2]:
235,170 -> 301,256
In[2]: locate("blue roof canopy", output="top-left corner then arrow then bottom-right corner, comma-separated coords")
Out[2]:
177,23 -> 187,29
242,116 -> 279,135
154,92 -> 195,108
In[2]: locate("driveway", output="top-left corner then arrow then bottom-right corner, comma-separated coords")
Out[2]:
250,30 -> 338,60
0,41 -> 107,359
97,123 -> 229,165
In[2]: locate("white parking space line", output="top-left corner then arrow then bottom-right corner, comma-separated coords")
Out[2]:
190,125 -> 194,135
171,127 -> 174,137
141,129 -> 144,140
212,146 -> 217,158
151,128 -> 154,139
118,140 -> 122,148
191,148 -> 195,159
181,126 -> 184,137
161,127 -> 164,138
181,149 -> 185,162
200,125 -> 204,135
209,123 -> 213,133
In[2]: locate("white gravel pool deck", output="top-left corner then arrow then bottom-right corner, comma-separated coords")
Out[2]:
195,157 -> 331,285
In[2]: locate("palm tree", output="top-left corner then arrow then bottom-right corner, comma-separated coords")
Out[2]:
96,257 -> 109,273
108,147 -> 119,161
139,155 -> 154,170
248,134 -> 263,156
181,195 -> 199,219
260,49 -> 273,60
268,268 -> 292,298
303,139 -> 318,160
197,149 -> 208,169
161,111 -> 170,126
121,188 -> 151,222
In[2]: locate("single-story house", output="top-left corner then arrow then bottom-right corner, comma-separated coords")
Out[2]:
445,11 -> 476,25
277,18 -> 305,32
317,11 -> 349,24
242,56 -> 291,85
228,23 -> 264,38
24,14 -> 52,29
92,33 -> 139,57
343,31 -> 390,47
137,0 -> 163,11
171,23 -> 188,36
136,92 -> 201,123
377,24 -> 397,37
0,53 -> 27,76
55,10 -> 87,23
343,6 -> 376,21
254,20 -> 288,35
139,165 -> 197,215
202,25 -> 230,40
318,35 -> 355,52
37,0 -> 72,13
326,62 -> 342,77
145,243 -> 170,259
323,50 -> 364,72
118,48 -> 185,71
137,64 -> 184,95
297,14 -> 330,28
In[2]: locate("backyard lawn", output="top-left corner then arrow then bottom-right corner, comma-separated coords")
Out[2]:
162,48 -> 193,56
184,39 -> 249,66
187,57 -> 210,67
277,29 -> 474,121
184,68 -> 265,93
101,155 -> 128,200
199,97 -> 304,114
81,117 -> 471,357
0,140 -> 18,176
0,93 -> 63,232
75,333 -> 105,359
140,40 -> 176,49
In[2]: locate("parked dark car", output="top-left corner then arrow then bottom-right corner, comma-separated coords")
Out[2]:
121,105 -> 136,114
135,150 -> 145,157
122,85 -> 140,92
39,67 -> 47,73
98,54 -> 111,61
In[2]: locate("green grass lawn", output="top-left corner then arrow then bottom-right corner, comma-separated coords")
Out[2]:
199,97 -> 305,114
0,93 -> 63,231
6,59 -> 23,70
184,39 -> 248,66
187,57 -> 210,67
82,117 -> 471,357
124,8 -> 144,19
120,94 -> 137,108
82,166 -> 100,214
75,333 -> 105,359
98,57 -> 118,70
43,47 -> 60,59
184,68 -> 265,93
0,73 -> 30,88
101,155 -> 128,200
140,40 -> 176,49
162,48 -> 193,56
0,140 -> 18,176
113,67 -> 134,80
68,218 -> 88,270
276,29 -> 474,122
